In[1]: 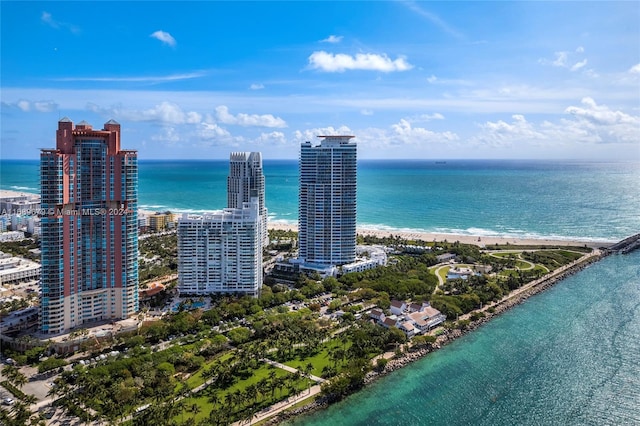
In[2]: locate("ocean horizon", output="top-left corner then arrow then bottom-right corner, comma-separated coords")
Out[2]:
2,159 -> 638,243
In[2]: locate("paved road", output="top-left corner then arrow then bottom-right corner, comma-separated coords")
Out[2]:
231,384 -> 322,426
260,358 -> 325,383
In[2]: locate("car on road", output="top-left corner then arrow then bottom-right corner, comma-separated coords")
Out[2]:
2,397 -> 14,406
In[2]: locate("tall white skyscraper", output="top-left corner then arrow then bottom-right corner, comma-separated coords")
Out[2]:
298,136 -> 357,266
177,199 -> 262,296
227,152 -> 267,248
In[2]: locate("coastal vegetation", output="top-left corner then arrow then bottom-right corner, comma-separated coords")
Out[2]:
4,231 -> 601,425
0,238 -> 39,261
139,233 -> 178,283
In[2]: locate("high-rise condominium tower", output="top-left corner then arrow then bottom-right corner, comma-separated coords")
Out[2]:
227,152 -> 267,248
298,136 -> 357,266
177,199 -> 262,296
40,118 -> 138,334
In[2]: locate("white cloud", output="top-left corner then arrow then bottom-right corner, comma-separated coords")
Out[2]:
41,11 -> 80,33
34,101 -> 59,113
54,72 -> 206,83
360,109 -> 374,116
215,106 -> 286,128
426,74 -> 473,86
40,11 -> 54,26
150,30 -> 176,47
565,98 -> 639,144
471,99 -> 639,147
541,49 -> 589,73
473,115 -> 545,147
571,59 -> 588,72
552,51 -> 568,68
249,83 -> 265,90
198,122 -> 232,140
408,113 -> 445,122
314,120 -> 458,152
629,64 -> 640,74
390,119 -> 458,144
308,51 -> 413,73
320,35 -> 343,43
400,1 -> 464,40
151,127 -> 181,144
88,101 -> 201,125
293,126 -> 354,143
17,100 -> 30,112
2,99 -> 58,113
255,131 -> 287,145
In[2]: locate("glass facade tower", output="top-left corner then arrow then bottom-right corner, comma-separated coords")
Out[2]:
227,152 -> 267,248
40,118 -> 138,335
298,136 -> 357,266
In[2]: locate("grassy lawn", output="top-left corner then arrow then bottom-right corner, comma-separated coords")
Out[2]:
437,266 -> 450,282
556,250 -> 584,261
174,365 -> 313,425
498,269 -> 520,278
283,337 -> 351,377
183,351 -> 236,390
533,265 -> 549,274
514,260 -> 533,270
490,252 -> 522,258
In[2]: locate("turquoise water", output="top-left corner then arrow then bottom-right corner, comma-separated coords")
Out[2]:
292,250 -> 640,425
2,159 -> 638,242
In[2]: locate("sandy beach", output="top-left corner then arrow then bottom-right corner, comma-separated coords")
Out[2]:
0,189 -> 39,198
268,222 -> 611,249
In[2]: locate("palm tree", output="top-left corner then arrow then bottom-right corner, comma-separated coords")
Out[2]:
287,381 -> 297,401
207,407 -> 226,426
224,392 -> 234,416
303,362 -> 313,379
22,394 -> 37,406
303,363 -> 314,393
190,403 -> 201,418
1,365 -> 20,388
256,378 -> 269,402
246,383 -> 258,405
12,369 -> 28,390
208,391 -> 219,409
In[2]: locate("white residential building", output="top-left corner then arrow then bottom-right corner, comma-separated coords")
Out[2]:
371,300 -> 446,337
177,199 -> 262,296
340,245 -> 388,274
0,191 -> 40,215
0,254 -> 41,285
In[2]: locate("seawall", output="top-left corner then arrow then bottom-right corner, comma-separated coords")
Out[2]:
607,232 -> 640,254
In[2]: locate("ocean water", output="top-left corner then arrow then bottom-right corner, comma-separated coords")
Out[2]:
291,250 -> 640,426
2,159 -> 638,242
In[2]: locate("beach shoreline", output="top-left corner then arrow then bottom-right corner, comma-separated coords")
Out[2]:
268,222 -> 612,249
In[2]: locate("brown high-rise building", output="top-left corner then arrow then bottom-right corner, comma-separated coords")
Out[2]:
40,118 -> 138,334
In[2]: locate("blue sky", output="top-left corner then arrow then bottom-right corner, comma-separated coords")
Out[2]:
1,1 -> 639,160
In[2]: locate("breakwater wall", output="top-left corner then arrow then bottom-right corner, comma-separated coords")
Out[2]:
607,233 -> 640,254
